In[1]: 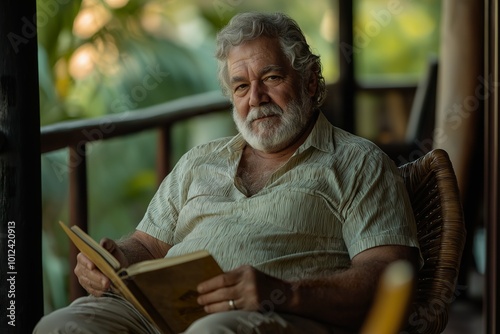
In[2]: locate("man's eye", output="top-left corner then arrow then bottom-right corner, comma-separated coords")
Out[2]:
234,84 -> 248,94
264,75 -> 282,84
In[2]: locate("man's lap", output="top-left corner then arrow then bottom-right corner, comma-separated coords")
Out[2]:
33,294 -> 332,334
33,293 -> 161,334
185,310 -> 332,334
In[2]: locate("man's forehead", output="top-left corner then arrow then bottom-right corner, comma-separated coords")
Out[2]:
227,38 -> 290,75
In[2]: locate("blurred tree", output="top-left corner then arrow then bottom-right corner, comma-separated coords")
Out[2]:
354,0 -> 441,82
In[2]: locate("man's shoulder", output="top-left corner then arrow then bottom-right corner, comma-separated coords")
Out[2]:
332,126 -> 385,157
180,136 -> 235,161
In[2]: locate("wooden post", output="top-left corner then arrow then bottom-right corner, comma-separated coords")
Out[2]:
434,0 -> 485,297
156,126 -> 172,186
0,0 -> 43,332
337,0 -> 355,133
68,144 -> 88,300
485,0 -> 499,331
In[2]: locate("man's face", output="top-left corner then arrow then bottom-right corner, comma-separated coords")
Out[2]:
227,37 -> 315,153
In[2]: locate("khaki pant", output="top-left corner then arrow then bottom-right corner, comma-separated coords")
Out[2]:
34,294 -> 333,334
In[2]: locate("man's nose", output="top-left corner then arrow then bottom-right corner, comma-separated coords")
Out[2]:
249,81 -> 270,107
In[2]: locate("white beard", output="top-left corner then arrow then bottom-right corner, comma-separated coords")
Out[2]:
233,91 -> 314,153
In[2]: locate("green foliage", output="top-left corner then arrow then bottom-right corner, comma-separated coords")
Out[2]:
354,0 -> 441,82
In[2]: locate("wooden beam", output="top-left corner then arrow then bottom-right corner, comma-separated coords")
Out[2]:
0,0 -> 43,331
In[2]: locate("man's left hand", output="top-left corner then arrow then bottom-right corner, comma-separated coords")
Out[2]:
196,265 -> 292,313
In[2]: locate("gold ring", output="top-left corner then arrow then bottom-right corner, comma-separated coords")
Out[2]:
228,299 -> 236,310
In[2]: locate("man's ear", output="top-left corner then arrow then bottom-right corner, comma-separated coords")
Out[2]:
307,70 -> 318,97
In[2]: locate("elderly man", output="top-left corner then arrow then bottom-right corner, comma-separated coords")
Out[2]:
35,12 -> 420,334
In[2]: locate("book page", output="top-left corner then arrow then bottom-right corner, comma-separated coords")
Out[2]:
122,250 -> 212,277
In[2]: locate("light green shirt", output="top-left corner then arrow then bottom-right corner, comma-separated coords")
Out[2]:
136,112 -> 419,280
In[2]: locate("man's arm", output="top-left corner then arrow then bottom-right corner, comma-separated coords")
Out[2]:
197,244 -> 418,331
75,230 -> 172,296
113,230 -> 172,267
284,245 -> 419,330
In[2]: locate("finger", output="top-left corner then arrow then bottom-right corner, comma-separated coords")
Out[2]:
197,271 -> 240,294
76,252 -> 96,270
78,274 -> 110,296
74,258 -> 108,284
100,238 -> 128,267
100,238 -> 117,252
203,298 -> 245,314
74,251 -> 113,297
84,280 -> 107,297
197,286 -> 233,306
88,271 -> 111,290
74,260 -> 111,292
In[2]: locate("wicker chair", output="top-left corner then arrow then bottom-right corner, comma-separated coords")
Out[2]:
399,148 -> 467,334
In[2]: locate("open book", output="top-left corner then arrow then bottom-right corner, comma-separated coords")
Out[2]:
59,221 -> 223,334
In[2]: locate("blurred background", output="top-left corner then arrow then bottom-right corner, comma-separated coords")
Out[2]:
38,0 -> 448,314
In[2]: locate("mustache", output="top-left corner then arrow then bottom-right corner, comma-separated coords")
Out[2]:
247,104 -> 284,122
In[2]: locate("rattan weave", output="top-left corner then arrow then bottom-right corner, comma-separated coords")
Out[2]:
399,149 -> 466,334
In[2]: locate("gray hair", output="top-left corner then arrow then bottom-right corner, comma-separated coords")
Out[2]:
215,12 -> 326,107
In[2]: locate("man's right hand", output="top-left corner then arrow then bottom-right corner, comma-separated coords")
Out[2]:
74,231 -> 171,297
74,238 -> 127,297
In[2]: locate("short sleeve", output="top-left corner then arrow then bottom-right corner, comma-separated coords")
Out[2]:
341,149 -> 420,259
135,157 -> 187,246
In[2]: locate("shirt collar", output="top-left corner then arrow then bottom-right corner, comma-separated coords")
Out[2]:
295,111 -> 335,155
222,110 -> 336,154
224,132 -> 246,153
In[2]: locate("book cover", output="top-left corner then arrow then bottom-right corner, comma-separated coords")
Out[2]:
59,221 -> 223,333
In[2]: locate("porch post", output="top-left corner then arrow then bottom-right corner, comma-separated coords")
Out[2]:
0,0 -> 43,332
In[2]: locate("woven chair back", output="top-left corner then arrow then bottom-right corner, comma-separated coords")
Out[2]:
399,149 -> 466,334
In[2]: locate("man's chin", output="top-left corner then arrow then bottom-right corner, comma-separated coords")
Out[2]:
250,117 -> 281,132
252,115 -> 279,124
246,134 -> 291,153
